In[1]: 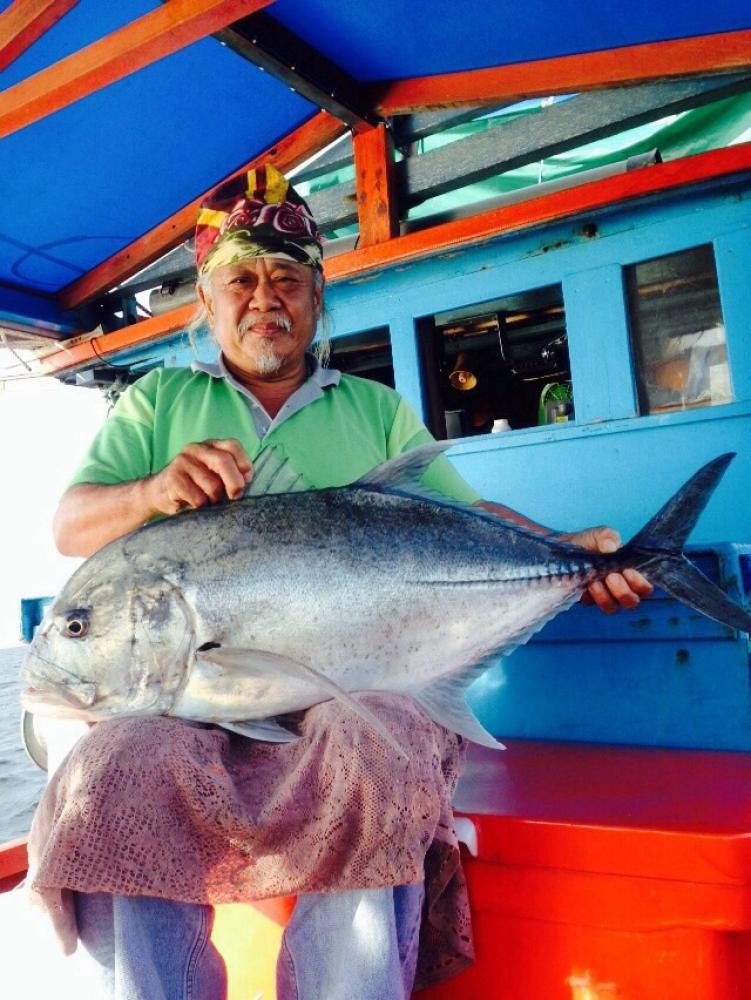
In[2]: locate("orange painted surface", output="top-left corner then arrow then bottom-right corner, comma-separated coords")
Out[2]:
213,741 -> 751,999
0,0 -> 274,141
6,741 -> 751,997
370,29 -> 751,114
57,111 -> 346,310
353,124 -> 399,247
0,837 -> 27,893
424,874 -> 751,1000
0,0 -> 80,74
40,303 -> 195,375
212,898 -> 296,1000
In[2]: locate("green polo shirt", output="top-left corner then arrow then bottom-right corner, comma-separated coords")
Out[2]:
70,366 -> 480,504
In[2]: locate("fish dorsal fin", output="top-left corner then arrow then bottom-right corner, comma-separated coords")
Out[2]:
354,442 -> 554,536
356,441 -> 451,494
246,446 -> 310,497
354,440 -> 487,511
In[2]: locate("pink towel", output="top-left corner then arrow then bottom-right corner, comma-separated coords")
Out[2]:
28,694 -> 473,989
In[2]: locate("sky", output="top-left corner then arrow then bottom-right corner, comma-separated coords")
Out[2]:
0,353 -> 108,646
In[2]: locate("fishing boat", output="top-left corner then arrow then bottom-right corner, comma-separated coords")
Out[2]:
2,1 -> 751,996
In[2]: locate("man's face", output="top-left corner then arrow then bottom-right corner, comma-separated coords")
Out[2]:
199,257 -> 322,380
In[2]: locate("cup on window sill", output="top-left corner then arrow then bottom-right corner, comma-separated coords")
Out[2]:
492,418 -> 511,433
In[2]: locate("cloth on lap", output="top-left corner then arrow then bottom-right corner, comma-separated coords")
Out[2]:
27,693 -> 473,989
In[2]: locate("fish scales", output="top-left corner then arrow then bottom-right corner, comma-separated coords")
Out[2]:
21,445 -> 751,749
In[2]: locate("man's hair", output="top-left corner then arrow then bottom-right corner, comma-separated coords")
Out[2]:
187,269 -> 330,367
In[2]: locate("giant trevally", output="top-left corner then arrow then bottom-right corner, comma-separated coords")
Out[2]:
21,444 -> 751,751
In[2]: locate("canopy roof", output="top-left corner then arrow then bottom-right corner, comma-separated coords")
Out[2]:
1,0 -> 751,345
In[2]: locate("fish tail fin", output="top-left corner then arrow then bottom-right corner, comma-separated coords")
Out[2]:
638,553 -> 751,633
627,452 -> 735,556
621,452 -> 751,633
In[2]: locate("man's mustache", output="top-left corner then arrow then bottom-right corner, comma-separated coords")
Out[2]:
238,311 -> 293,338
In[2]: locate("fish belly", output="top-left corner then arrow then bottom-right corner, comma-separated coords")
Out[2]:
175,572 -> 582,721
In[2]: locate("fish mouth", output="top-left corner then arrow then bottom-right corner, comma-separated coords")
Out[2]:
21,686 -> 94,719
22,668 -> 98,714
22,647 -> 99,709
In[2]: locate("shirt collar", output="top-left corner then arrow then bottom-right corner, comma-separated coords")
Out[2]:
191,352 -> 341,388
190,352 -> 341,439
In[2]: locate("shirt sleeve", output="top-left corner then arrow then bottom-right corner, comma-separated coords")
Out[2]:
68,372 -> 158,487
387,397 -> 481,504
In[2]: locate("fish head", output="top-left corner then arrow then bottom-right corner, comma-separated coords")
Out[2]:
22,547 -> 193,721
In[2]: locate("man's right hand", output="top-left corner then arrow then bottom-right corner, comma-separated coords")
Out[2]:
54,439 -> 253,558
147,439 -> 253,516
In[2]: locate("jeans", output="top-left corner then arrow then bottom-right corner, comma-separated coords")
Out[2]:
75,883 -> 425,1000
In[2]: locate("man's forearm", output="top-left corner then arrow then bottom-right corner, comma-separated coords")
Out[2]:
474,499 -> 555,536
53,439 -> 253,558
53,480 -> 157,558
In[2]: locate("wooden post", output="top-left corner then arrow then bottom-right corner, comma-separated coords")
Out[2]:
352,123 -> 399,248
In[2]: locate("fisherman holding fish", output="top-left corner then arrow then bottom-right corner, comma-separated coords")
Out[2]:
24,166 -> 655,999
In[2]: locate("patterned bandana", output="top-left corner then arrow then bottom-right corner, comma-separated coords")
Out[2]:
195,164 -> 323,276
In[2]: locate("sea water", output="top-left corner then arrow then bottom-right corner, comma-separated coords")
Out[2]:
0,647 -> 46,842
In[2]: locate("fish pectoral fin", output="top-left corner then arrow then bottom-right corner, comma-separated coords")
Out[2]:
413,668 -> 506,750
197,647 -> 408,759
218,719 -> 300,742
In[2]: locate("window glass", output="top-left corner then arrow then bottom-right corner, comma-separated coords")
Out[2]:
626,245 -> 731,414
417,284 -> 572,439
328,327 -> 394,387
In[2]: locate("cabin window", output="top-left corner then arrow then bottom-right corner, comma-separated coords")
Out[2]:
626,245 -> 731,414
328,326 -> 394,388
417,284 -> 572,439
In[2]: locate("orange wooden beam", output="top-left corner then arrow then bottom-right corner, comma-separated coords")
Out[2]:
0,0 -> 275,140
40,303 -> 196,375
0,0 -> 80,74
370,29 -> 751,114
43,142 -> 751,377
56,110 -> 347,310
352,124 -> 399,247
325,141 -> 751,282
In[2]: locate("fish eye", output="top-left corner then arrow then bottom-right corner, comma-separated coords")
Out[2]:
64,610 -> 90,638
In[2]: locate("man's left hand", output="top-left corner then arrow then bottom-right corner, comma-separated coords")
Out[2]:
564,526 -> 653,613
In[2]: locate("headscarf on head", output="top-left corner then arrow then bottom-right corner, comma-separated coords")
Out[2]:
195,164 -> 323,276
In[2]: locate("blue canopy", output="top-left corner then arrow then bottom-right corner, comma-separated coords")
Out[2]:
1,0 -> 750,334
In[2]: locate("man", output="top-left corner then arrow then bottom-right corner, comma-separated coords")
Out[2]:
39,165 -> 650,1000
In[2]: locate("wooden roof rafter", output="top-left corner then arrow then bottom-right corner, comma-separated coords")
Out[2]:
40,141 -> 751,377
0,0 -> 80,74
0,0 -> 276,140
217,10 -> 378,132
55,65 -> 751,310
308,73 -> 751,231
371,28 -> 751,114
325,141 -> 751,282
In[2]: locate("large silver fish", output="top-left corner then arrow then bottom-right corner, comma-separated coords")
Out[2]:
21,444 -> 751,751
